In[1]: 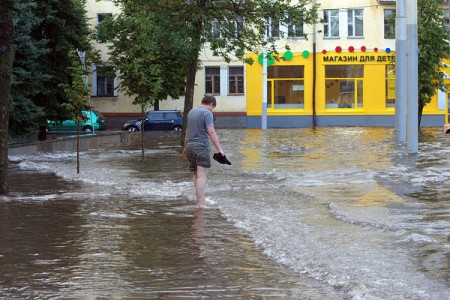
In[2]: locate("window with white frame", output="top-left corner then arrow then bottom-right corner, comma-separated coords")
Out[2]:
234,17 -> 244,39
348,9 -> 364,37
266,17 -> 280,38
205,67 -> 221,95
228,66 -> 244,94
324,9 -> 339,38
95,65 -> 116,97
210,18 -> 244,39
384,9 -> 395,39
267,16 -> 304,39
211,19 -> 221,38
97,13 -> 112,43
287,14 -> 304,38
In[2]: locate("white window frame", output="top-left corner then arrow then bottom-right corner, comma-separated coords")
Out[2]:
211,18 -> 244,39
96,13 -> 112,43
266,17 -> 281,39
211,19 -> 221,38
324,9 -> 340,38
384,9 -> 396,39
205,66 -> 221,95
348,9 -> 364,38
287,16 -> 304,38
92,64 -> 118,97
234,17 -> 244,39
228,66 -> 244,95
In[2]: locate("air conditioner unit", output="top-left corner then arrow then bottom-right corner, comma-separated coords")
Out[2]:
378,0 -> 396,3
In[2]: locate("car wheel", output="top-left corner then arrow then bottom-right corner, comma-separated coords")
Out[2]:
172,126 -> 182,131
83,126 -> 93,132
127,126 -> 139,132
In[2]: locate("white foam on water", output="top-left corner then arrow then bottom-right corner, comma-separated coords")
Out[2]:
89,212 -> 128,219
210,167 -> 450,300
12,150 -> 191,200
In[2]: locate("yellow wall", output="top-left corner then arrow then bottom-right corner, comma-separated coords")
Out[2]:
246,52 -> 313,116
247,51 -> 445,117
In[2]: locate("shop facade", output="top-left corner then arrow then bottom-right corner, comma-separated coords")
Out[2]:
246,50 -> 447,128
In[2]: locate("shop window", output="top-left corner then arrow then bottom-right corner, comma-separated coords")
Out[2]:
348,9 -> 364,38
94,65 -> 116,97
229,66 -> 244,94
324,9 -> 339,38
384,9 -> 395,39
267,66 -> 305,109
386,65 -> 396,107
97,13 -> 112,43
325,65 -> 363,108
205,67 -> 220,95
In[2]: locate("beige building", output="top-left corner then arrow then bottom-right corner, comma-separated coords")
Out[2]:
85,0 -> 448,128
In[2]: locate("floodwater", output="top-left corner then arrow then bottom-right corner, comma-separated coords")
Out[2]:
1,127 -> 449,299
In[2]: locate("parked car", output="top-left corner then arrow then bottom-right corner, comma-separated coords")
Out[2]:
47,110 -> 106,132
123,110 -> 183,132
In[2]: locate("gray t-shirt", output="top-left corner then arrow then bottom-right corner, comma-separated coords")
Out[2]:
186,106 -> 214,148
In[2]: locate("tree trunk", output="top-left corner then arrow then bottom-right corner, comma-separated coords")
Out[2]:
0,0 -> 14,195
418,101 -> 424,129
181,55 -> 199,145
141,105 -> 145,159
181,19 -> 203,146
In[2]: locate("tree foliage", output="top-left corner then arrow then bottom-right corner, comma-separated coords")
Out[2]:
109,0 -> 319,142
10,0 -> 48,137
58,50 -> 90,121
10,0 -> 94,137
58,50 -> 90,173
102,2 -> 190,156
102,10 -> 187,108
418,0 -> 450,125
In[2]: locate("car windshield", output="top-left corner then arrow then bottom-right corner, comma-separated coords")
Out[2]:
94,110 -> 105,119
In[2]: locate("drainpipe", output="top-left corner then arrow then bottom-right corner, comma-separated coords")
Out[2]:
262,23 -> 268,130
312,0 -> 317,127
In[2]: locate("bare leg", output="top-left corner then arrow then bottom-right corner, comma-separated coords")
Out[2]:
194,166 -> 209,209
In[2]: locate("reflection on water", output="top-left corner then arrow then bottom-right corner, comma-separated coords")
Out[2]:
1,128 -> 449,299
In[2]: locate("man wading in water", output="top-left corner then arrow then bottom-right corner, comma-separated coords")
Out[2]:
182,95 -> 226,209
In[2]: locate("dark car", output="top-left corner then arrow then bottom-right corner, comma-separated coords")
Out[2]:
123,110 -> 183,132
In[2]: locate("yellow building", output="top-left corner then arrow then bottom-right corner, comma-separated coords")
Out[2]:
86,0 -> 449,128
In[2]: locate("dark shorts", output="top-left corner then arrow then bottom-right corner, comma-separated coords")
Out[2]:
186,146 -> 211,171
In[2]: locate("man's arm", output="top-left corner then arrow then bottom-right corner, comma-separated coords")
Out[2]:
207,126 -> 224,155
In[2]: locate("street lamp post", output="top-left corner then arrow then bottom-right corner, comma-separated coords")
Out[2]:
406,0 -> 419,153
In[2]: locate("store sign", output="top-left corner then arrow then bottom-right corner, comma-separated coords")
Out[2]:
323,55 -> 395,64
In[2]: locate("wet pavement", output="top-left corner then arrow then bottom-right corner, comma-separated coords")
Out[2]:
1,127 -> 449,299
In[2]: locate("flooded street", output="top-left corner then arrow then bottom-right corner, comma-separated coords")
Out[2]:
1,127 -> 449,299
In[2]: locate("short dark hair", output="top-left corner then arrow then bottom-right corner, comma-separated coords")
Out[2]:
201,95 -> 217,107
